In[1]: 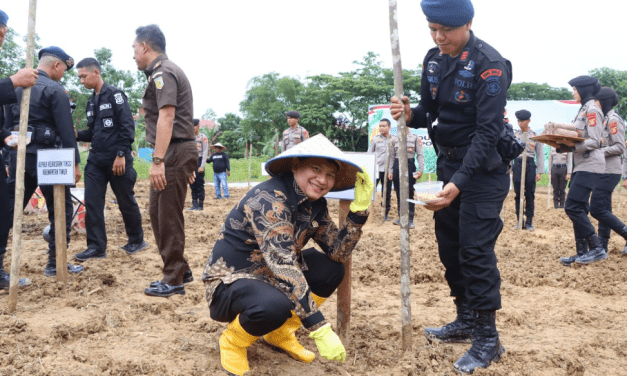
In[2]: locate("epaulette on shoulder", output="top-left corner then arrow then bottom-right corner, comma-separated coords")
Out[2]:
476,38 -> 503,63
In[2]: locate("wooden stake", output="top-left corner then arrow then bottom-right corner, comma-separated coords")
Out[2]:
8,0 -> 38,313
274,129 -> 279,156
388,0 -> 412,351
547,152 -> 552,208
336,200 -> 352,345
54,185 -> 68,283
518,132 -> 528,230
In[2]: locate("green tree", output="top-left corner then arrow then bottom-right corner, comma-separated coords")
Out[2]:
589,67 -> 627,119
202,108 -> 217,121
507,82 -> 572,100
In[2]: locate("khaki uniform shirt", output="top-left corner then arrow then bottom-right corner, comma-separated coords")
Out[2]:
142,54 -> 195,145
281,125 -> 309,152
550,148 -> 572,174
573,99 -> 605,173
195,133 -> 209,169
602,110 -> 626,174
388,133 -> 424,173
514,129 -> 545,173
368,133 -> 392,173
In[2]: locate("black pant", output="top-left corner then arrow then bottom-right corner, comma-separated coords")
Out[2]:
377,171 -> 392,214
84,156 -> 143,252
551,165 -> 568,207
4,153 -> 73,260
434,155 -> 509,310
512,158 -> 536,220
190,157 -> 206,201
565,171 -> 598,239
209,248 -> 345,336
0,164 -> 12,261
590,173 -> 624,239
392,159 -> 417,220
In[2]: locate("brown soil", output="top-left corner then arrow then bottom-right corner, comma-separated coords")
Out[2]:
1,182 -> 626,376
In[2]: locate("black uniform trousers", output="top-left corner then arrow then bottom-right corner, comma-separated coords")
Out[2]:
84,156 -> 143,252
209,248 -> 345,336
377,171 -> 392,214
190,157 -> 205,202
512,157 -> 537,220
565,171 -> 599,239
551,164 -> 568,208
4,153 -> 72,260
434,155 -> 509,310
0,164 -> 11,261
590,173 -> 624,239
392,158 -> 417,220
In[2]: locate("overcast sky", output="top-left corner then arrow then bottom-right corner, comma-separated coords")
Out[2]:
2,0 -> 624,121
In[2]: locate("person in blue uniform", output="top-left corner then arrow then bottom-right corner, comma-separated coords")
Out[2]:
0,9 -> 39,288
72,57 -> 146,262
587,87 -> 627,258
390,0 -> 513,373
3,46 -> 84,277
558,76 -> 606,266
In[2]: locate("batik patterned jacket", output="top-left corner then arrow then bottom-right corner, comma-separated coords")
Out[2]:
202,172 -> 368,331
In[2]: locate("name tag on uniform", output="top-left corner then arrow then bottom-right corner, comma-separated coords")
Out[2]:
100,103 -> 112,110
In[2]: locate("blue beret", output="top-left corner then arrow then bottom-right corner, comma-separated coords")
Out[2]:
38,46 -> 74,71
193,118 -> 200,126
568,75 -> 598,88
421,0 -> 474,27
515,110 -> 531,121
0,10 -> 8,26
286,110 -> 301,118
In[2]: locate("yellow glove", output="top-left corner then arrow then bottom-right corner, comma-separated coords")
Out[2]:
350,168 -> 374,213
308,323 -> 346,362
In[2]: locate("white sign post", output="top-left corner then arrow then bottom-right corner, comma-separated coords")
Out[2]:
37,149 -> 75,283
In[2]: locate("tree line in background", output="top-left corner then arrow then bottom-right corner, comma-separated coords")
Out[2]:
2,27 -> 626,160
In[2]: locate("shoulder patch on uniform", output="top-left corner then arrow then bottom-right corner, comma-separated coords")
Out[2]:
481,69 -> 502,80
114,92 -> 124,104
155,76 -> 164,90
610,120 -> 618,134
587,113 -> 597,127
154,61 -> 162,69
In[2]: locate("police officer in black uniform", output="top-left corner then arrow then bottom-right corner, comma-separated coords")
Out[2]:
391,0 -> 513,373
72,58 -> 146,262
0,8 -> 39,288
4,46 -> 84,276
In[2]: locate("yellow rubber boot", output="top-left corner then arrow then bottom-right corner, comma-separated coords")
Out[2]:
219,315 -> 259,376
261,294 -> 327,363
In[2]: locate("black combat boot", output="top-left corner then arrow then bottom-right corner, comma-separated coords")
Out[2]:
599,237 -> 609,254
575,234 -> 609,265
424,297 -> 475,343
194,200 -> 204,211
384,211 -> 390,222
44,253 -> 84,277
525,217 -> 534,232
560,238 -> 587,266
0,253 -> 28,290
187,199 -> 198,211
453,310 -> 505,374
615,226 -> 627,254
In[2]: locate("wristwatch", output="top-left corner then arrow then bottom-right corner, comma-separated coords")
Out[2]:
117,150 -> 125,158
152,156 -> 164,164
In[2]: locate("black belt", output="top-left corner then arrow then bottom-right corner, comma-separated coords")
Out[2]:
553,164 -> 566,167
439,144 -> 470,161
170,138 -> 194,144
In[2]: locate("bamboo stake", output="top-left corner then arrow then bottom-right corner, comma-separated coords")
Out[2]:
518,132 -> 528,230
388,0 -> 412,351
381,138 -> 392,224
8,0 -> 37,313
547,152 -> 552,208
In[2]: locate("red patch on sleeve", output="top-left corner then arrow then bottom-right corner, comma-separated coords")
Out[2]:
480,69 -> 502,80
303,130 -> 309,138
610,120 -> 618,134
587,113 -> 597,127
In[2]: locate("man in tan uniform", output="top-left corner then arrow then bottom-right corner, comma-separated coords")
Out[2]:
368,118 -> 393,220
388,128 -> 424,229
133,24 -> 197,297
281,110 -> 309,152
550,147 -> 571,209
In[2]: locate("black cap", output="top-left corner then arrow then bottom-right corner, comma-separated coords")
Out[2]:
568,75 -> 598,87
594,87 -> 618,102
38,46 -> 74,70
286,110 -> 301,118
515,110 -> 531,121
193,118 -> 200,126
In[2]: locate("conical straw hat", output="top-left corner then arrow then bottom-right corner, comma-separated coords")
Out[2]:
211,142 -> 226,149
265,134 -> 362,192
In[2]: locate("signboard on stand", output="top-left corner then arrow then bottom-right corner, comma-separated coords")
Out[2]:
37,149 -> 75,185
